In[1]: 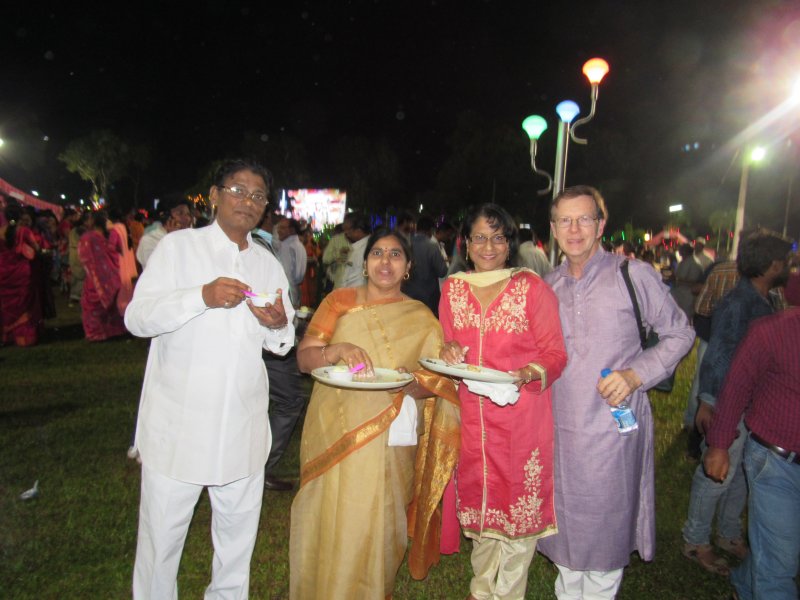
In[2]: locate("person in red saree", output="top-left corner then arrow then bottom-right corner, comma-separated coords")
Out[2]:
78,210 -> 127,341
0,205 -> 42,346
439,203 -> 567,600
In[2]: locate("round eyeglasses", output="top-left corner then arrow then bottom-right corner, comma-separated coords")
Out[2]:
218,185 -> 268,207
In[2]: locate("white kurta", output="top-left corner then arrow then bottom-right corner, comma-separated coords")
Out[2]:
340,236 -> 369,288
125,221 -> 295,485
135,222 -> 166,269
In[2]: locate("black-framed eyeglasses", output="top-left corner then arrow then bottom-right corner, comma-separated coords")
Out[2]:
468,234 -> 508,246
552,215 -> 598,229
218,185 -> 268,207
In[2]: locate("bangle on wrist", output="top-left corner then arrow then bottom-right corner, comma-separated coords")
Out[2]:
321,345 -> 332,365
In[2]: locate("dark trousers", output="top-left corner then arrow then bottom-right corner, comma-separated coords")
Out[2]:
264,348 -> 308,473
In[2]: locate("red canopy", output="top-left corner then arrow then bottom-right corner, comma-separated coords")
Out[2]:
0,177 -> 64,220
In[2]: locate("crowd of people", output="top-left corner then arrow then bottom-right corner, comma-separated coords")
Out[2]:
3,159 -> 798,600
0,198 -> 198,345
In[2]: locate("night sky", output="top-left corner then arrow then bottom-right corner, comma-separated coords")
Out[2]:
2,1 -> 799,237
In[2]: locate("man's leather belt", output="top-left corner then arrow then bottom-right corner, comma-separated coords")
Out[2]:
751,432 -> 800,465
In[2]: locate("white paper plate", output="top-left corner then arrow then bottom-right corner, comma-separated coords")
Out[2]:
418,357 -> 516,384
311,367 -> 414,390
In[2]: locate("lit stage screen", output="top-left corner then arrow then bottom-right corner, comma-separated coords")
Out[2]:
280,189 -> 347,230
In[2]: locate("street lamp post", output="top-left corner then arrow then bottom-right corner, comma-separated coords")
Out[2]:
731,146 -> 766,258
522,58 -> 609,265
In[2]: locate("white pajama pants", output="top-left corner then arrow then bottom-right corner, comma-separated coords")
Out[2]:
554,564 -> 624,600
133,465 -> 265,600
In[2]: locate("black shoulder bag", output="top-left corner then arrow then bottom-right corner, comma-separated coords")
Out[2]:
620,260 -> 676,393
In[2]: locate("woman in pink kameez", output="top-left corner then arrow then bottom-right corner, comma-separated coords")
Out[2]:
78,210 -> 127,341
439,203 -> 566,600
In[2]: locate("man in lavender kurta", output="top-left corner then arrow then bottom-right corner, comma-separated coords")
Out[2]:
538,186 -> 695,599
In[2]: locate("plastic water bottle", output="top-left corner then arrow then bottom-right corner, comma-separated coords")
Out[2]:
601,368 -> 638,435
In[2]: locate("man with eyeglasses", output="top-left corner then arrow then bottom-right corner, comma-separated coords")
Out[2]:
126,158 -> 294,599
538,185 -> 694,599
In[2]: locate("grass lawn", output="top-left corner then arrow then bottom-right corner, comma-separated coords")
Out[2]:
1,294 -> 739,599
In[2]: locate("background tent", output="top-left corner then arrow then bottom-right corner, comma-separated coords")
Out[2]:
0,177 -> 63,220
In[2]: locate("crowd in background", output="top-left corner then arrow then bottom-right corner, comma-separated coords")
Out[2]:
0,196 -> 767,349
0,199 -> 197,346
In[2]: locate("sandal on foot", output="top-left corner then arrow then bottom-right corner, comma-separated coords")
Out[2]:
716,536 -> 749,560
682,542 -> 730,576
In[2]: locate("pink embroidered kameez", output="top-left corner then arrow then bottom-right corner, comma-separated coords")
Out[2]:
439,270 -> 566,542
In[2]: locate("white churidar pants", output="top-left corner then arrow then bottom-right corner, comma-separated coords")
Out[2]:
554,564 -> 624,600
133,465 -> 264,600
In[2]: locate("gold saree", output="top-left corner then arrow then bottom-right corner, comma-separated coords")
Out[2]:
289,291 -> 459,599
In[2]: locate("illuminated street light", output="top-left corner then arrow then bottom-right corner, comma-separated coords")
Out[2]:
731,146 -> 766,258
555,101 -> 580,124
521,115 -> 552,196
0,138 -> 4,147
522,57 -> 609,265
31,190 -> 39,197
750,146 -> 767,161
571,58 -> 609,145
669,204 -> 684,213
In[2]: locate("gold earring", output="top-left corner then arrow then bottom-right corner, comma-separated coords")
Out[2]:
362,268 -> 368,277
403,271 -> 410,280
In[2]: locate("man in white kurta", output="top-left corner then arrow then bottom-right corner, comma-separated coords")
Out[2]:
126,160 -> 294,599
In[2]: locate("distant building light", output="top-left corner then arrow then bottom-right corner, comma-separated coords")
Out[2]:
31,190 -> 39,197
693,142 -> 700,149
669,204 -> 683,213
60,193 -> 66,200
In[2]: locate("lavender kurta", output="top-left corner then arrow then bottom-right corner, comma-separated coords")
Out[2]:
538,249 -> 694,570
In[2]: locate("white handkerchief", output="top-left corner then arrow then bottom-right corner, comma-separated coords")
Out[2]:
388,394 -> 418,446
463,379 -> 520,406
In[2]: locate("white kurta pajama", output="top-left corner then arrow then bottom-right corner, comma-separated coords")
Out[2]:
125,221 -> 294,599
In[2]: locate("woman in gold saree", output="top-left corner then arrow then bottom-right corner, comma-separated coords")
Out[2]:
290,228 -> 459,599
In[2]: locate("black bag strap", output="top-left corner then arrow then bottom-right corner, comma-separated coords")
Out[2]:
620,260 -> 648,350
